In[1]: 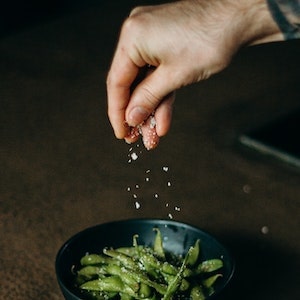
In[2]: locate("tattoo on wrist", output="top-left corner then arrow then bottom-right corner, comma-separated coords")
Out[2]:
267,0 -> 300,39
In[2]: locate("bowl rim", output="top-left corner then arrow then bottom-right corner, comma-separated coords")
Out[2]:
55,218 -> 235,299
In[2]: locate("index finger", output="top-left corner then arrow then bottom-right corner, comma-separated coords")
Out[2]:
106,47 -> 140,139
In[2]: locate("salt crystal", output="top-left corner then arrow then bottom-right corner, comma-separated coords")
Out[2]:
168,213 -> 173,219
127,187 -> 131,192
135,184 -> 139,189
261,226 -> 269,234
131,152 -> 138,160
165,203 -> 169,207
154,194 -> 159,198
167,181 -> 171,187
162,166 -> 169,172
145,177 -> 150,182
145,170 -> 151,173
150,116 -> 156,129
174,206 -> 181,211
133,194 -> 137,199
135,201 -> 141,209
243,184 -> 252,193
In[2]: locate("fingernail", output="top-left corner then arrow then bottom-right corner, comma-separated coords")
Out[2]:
128,107 -> 149,126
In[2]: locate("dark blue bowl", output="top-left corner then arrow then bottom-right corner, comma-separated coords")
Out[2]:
55,219 -> 234,300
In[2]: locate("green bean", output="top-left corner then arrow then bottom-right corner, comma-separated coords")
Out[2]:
80,275 -> 138,297
103,249 -> 167,295
103,248 -> 138,271
153,228 -> 165,259
76,229 -> 224,300
77,265 -> 107,279
89,291 -> 118,300
196,259 -> 223,273
120,292 -> 134,300
138,248 -> 178,276
202,274 -> 222,289
190,285 -> 206,300
126,268 -> 167,295
116,247 -> 137,257
105,264 -> 139,292
162,273 -> 190,291
162,245 -> 191,300
138,282 -> 152,298
186,239 -> 200,267
80,254 -> 116,266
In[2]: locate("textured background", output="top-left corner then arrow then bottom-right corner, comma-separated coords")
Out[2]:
0,1 -> 299,299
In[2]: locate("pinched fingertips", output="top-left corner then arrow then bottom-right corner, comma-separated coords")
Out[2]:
140,115 -> 160,150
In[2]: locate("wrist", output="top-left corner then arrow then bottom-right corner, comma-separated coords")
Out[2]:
234,0 -> 284,46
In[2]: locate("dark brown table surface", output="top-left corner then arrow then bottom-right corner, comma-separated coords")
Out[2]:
1,1 -> 299,299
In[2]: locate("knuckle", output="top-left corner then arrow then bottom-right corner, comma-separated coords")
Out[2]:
140,84 -> 161,108
123,6 -> 152,35
129,6 -> 145,17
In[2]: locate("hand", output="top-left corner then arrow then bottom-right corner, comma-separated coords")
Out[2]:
107,0 -> 282,149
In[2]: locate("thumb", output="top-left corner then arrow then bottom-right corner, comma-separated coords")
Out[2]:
125,66 -> 179,127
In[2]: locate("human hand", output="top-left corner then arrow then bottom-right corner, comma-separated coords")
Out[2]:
107,0 -> 282,149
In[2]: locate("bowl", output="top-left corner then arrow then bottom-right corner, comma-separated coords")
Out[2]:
55,219 -> 234,300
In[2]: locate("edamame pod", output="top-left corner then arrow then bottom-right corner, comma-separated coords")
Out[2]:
76,229 -> 224,300
105,264 -> 139,292
186,239 -> 200,266
80,254 -> 116,266
196,259 -> 223,273
77,265 -> 106,279
190,285 -> 206,300
80,275 -> 138,297
153,228 -> 165,259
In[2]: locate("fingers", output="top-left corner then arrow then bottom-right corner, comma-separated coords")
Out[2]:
108,48 -> 176,147
124,126 -> 140,145
125,66 -> 178,128
124,93 -> 174,150
106,48 -> 140,139
140,115 -> 160,150
154,92 -> 175,137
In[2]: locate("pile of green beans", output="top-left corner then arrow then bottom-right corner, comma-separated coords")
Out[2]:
75,228 -> 223,300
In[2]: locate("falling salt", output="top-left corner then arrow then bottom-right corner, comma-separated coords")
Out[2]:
154,194 -> 159,198
168,213 -> 173,219
243,184 -> 252,193
146,170 -> 151,173
261,226 -> 269,234
162,166 -> 169,172
135,184 -> 139,189
174,206 -> 181,211
165,203 -> 169,207
131,152 -> 138,160
133,194 -> 138,199
127,187 -> 131,192
145,177 -> 150,182
135,201 -> 141,209
167,181 -> 171,187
